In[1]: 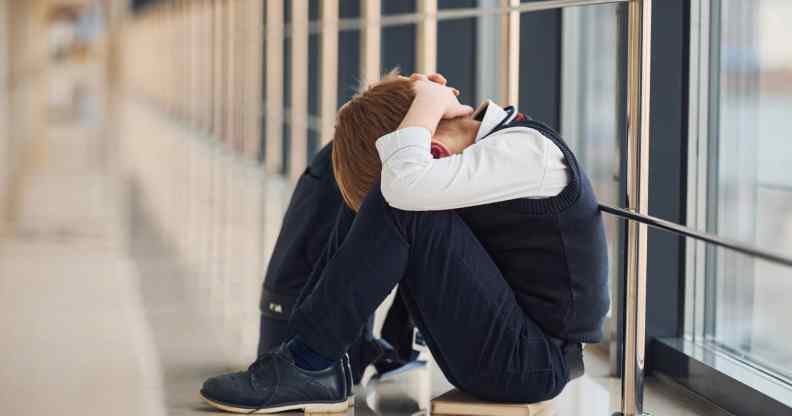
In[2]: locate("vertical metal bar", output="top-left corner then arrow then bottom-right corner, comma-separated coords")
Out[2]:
360,0 -> 381,88
500,0 -> 520,105
213,0 -> 224,140
619,0 -> 651,415
226,0 -> 237,148
190,0 -> 199,126
174,0 -> 181,117
265,0 -> 284,173
0,0 -> 7,229
234,0 -> 245,152
204,0 -> 217,133
289,0 -> 309,181
181,0 -> 189,119
320,0 -> 339,145
202,0 -> 210,131
169,3 -> 176,114
416,0 -> 437,74
245,0 -> 265,158
221,0 -> 230,143
686,0 -> 711,342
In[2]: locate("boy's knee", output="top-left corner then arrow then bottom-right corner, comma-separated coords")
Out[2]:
387,206 -> 459,240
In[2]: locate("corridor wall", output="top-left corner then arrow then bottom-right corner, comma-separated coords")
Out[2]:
120,0 -> 269,364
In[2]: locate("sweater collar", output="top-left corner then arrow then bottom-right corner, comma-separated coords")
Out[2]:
472,100 -> 517,143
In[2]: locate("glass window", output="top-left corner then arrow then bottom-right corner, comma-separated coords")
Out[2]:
437,17 -> 477,104
382,0 -> 415,15
339,0 -> 359,19
382,24 -> 416,75
337,29 -> 360,106
439,0 -> 477,10
560,4 -> 623,340
691,0 -> 792,382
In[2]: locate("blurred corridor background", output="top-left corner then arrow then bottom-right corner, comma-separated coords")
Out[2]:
0,0 -> 791,415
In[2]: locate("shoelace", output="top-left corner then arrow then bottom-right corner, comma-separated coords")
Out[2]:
248,351 -> 275,375
246,352 -> 279,412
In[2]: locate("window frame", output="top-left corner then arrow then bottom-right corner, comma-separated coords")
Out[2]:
648,1 -> 792,414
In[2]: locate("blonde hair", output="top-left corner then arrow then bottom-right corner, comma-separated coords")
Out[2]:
332,70 -> 415,211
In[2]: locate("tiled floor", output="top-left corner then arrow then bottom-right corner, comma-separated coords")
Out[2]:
0,65 -> 734,416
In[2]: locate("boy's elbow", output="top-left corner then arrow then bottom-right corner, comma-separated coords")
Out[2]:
380,181 -> 425,211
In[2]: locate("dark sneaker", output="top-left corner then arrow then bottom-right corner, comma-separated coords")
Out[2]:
200,345 -> 349,414
372,336 -> 426,381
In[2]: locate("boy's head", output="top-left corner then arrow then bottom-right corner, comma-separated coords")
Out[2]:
332,70 -> 480,211
331,70 -> 416,211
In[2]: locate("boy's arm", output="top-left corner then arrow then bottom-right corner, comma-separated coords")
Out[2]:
397,78 -> 473,135
377,126 -> 567,211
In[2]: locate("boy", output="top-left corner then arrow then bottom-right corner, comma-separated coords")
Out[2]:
201,71 -> 609,414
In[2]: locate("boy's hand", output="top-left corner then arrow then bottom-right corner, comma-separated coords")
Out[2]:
398,73 -> 474,134
413,80 -> 473,119
409,72 -> 460,96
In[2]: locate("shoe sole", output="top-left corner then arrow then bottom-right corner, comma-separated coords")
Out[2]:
201,393 -> 350,414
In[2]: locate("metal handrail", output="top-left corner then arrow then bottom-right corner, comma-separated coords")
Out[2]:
600,204 -> 792,268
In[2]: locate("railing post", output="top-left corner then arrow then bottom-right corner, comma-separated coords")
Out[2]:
360,0 -> 381,88
319,0 -> 339,146
289,0 -> 309,181
617,0 -> 651,415
265,0 -> 284,174
499,0 -> 520,105
416,0 -> 437,74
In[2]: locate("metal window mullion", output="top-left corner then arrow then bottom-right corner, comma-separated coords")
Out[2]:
416,0 -> 437,74
360,0 -> 381,88
619,0 -> 652,415
289,0 -> 309,181
500,0 -> 520,105
319,0 -> 339,146
265,0 -> 284,173
686,0 -> 712,343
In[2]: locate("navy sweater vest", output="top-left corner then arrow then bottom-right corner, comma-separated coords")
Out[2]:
457,115 -> 610,343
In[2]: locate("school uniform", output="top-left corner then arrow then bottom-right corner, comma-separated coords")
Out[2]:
290,101 -> 609,402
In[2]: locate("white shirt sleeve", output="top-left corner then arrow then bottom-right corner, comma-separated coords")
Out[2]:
375,126 -> 569,211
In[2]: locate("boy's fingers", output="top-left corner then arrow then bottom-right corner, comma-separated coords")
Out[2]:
451,88 -> 460,96
427,73 -> 447,85
410,73 -> 428,81
445,105 -> 475,119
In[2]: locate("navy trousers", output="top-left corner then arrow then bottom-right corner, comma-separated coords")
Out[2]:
291,185 -> 571,403
259,143 -> 416,381
258,144 -> 347,354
